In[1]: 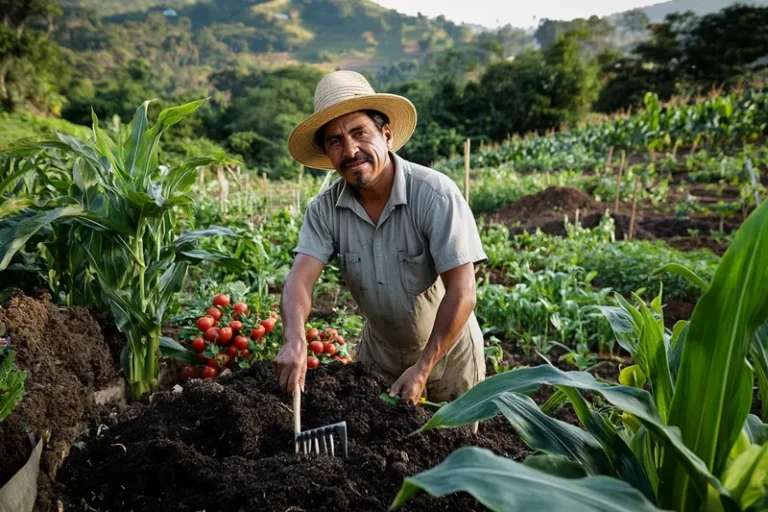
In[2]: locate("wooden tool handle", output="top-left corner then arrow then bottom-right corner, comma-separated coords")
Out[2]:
293,390 -> 301,437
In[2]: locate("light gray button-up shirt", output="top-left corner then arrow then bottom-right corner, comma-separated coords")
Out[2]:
294,153 -> 487,379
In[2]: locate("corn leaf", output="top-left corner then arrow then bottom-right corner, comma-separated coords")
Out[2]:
389,447 -> 663,512
492,392 -> 615,476
418,364 -> 731,504
661,200 -> 768,511
721,443 -> 768,510
652,263 -> 710,292
523,455 -> 589,479
159,337 -> 197,364
751,325 -> 768,422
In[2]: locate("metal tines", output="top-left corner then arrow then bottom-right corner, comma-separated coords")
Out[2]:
293,391 -> 348,458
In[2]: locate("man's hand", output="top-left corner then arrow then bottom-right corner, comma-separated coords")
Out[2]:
273,339 -> 307,395
274,254 -> 325,395
388,363 -> 430,405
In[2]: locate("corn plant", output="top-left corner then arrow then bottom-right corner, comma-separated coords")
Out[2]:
0,100 -> 243,399
0,344 -> 26,422
391,197 -> 768,512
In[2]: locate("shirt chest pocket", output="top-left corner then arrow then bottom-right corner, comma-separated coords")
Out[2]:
340,252 -> 362,285
397,250 -> 437,296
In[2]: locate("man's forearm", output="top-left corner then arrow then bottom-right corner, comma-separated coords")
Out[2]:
281,272 -> 313,346
416,284 -> 476,374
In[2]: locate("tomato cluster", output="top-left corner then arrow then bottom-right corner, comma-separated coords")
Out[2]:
305,326 -> 351,370
180,293 -> 280,381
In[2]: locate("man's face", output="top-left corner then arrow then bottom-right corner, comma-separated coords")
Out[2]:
320,111 -> 394,189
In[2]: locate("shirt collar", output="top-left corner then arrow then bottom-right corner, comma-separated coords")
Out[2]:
334,151 -> 408,210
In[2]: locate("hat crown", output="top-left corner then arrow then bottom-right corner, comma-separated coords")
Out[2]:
314,70 -> 375,113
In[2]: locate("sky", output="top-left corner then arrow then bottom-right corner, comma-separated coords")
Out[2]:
373,0 -> 664,29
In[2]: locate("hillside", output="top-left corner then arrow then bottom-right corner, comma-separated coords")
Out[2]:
639,0 -> 768,21
55,0 -> 488,88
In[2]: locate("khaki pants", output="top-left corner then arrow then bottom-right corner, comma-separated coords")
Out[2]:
356,327 -> 486,403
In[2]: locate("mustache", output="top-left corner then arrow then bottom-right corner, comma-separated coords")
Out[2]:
341,154 -> 372,169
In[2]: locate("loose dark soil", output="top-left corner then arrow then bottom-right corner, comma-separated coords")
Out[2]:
0,291 -> 121,510
57,361 -> 531,512
492,186 -> 601,235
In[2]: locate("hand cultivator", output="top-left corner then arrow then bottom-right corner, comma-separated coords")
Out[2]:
293,391 -> 348,458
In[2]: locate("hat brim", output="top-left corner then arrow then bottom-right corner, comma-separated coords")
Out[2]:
287,93 -> 417,170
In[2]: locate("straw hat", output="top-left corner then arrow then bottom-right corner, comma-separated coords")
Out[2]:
287,70 -> 417,170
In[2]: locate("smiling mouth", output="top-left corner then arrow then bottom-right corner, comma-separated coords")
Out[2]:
343,160 -> 368,170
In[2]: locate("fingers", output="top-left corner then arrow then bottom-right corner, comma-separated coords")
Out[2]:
389,376 -> 404,398
298,367 -> 306,394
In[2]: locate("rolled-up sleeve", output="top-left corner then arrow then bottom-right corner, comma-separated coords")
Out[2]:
293,200 -> 334,264
426,191 -> 488,274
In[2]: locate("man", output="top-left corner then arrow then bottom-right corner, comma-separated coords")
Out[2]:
274,70 -> 487,405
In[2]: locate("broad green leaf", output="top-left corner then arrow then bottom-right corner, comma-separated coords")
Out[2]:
159,336 -> 197,364
418,364 -> 730,505
171,226 -> 238,249
652,263 -> 710,292
0,350 -> 27,422
178,250 -> 247,272
744,415 -> 768,446
721,444 -> 768,510
0,205 -> 85,270
636,300 -> 674,422
492,392 -> 614,476
124,101 -> 151,179
662,200 -> 768,512
560,387 -> 656,502
751,325 -> 768,422
0,197 -> 35,218
523,454 -> 589,479
620,365 -> 647,389
389,447 -> 663,512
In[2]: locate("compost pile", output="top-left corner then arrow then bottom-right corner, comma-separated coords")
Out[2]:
0,291 -> 120,509
57,361 -> 529,512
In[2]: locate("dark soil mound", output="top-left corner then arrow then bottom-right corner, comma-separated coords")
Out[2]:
57,362 -> 530,512
493,186 -> 601,234
0,291 -> 121,509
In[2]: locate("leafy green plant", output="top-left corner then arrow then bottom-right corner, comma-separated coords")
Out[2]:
0,344 -> 27,422
0,100 -> 244,399
391,197 -> 768,512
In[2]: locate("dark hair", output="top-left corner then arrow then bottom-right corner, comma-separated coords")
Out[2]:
313,109 -> 390,150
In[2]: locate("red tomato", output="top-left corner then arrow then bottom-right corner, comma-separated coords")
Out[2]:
325,328 -> 338,339
323,342 -> 336,356
229,320 -> 243,332
215,353 -> 230,367
335,335 -> 345,345
207,358 -> 219,369
181,366 -> 196,381
306,328 -> 319,341
197,316 -> 215,332
240,348 -> 250,358
191,337 -> 205,352
217,327 -> 233,344
260,317 -> 276,333
270,311 -> 279,319
207,307 -> 222,321
202,366 -> 217,379
197,354 -> 208,364
307,356 -> 319,369
233,336 -> 249,350
309,341 -> 325,355
250,324 -> 266,340
226,345 -> 239,358
204,327 -> 219,342
213,294 -> 230,308
233,302 -> 248,317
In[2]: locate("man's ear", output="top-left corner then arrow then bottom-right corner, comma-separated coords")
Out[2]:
384,124 -> 394,149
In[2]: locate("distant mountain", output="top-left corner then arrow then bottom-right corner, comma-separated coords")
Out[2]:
637,0 -> 768,22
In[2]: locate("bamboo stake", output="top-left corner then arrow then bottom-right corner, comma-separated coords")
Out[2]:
605,146 -> 614,173
463,138 -> 471,202
575,208 -> 580,223
262,172 -> 268,196
628,177 -> 641,241
614,150 -> 626,213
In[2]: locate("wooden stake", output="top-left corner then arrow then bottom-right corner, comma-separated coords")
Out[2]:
545,171 -> 551,186
614,151 -> 626,213
628,177 -> 641,241
672,140 -> 679,158
605,146 -> 614,173
262,172 -> 268,197
575,208 -> 580,223
463,138 -> 471,202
